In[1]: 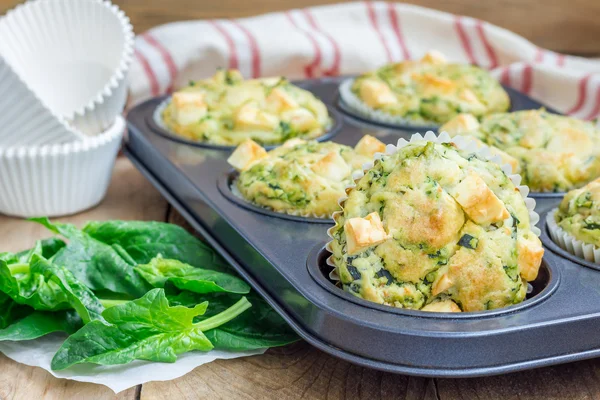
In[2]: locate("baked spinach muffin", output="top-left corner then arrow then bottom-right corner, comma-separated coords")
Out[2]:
328,140 -> 543,312
347,51 -> 509,125
441,110 -> 600,192
555,178 -> 600,247
162,69 -> 332,146
227,136 -> 386,217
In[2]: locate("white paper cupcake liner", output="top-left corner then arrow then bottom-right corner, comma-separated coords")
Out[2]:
325,131 -> 541,280
0,0 -> 134,136
546,209 -> 600,264
0,56 -> 83,146
338,79 -> 436,128
0,116 -> 125,218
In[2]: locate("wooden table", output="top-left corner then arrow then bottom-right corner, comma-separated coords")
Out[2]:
2,157 -> 600,400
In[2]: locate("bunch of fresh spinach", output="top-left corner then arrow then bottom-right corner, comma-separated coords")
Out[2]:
0,218 -> 298,370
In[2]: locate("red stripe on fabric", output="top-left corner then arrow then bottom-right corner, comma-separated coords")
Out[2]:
475,21 -> 498,69
557,54 -> 566,67
285,11 -> 321,78
534,48 -> 544,63
522,64 -> 533,94
454,16 -> 476,65
303,9 -> 340,76
209,20 -> 239,70
134,49 -> 159,96
142,33 -> 178,93
584,86 -> 600,120
500,66 -> 511,87
232,20 -> 261,78
366,2 -> 392,62
566,74 -> 592,115
387,3 -> 410,60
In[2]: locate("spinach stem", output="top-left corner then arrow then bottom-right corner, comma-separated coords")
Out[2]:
99,298 -> 129,308
8,263 -> 29,275
195,296 -> 251,331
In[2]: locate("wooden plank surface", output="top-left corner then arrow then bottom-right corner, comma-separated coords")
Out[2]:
2,0 -> 599,56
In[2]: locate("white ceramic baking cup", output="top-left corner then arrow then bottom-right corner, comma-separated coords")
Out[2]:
546,209 -> 600,264
0,0 -> 134,136
338,79 -> 435,128
0,116 -> 125,218
325,131 -> 541,280
0,56 -> 83,146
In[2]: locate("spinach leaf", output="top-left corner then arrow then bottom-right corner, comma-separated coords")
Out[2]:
0,292 -> 32,329
169,292 -> 299,351
15,238 -> 66,262
0,311 -> 81,341
0,255 -> 104,324
51,289 -> 252,370
135,257 -> 250,295
82,220 -> 231,272
31,218 -> 152,297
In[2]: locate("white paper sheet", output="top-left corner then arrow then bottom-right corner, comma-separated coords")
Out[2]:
0,333 -> 265,393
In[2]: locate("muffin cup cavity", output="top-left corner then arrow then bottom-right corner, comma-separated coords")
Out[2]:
324,132 -> 541,313
308,243 -> 558,318
217,170 -> 334,223
546,209 -> 600,265
150,96 -> 342,151
337,79 -> 439,131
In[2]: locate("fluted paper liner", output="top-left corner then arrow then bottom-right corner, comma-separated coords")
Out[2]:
0,116 -> 125,217
325,131 -> 541,281
546,209 -> 600,264
0,0 -> 134,136
0,56 -> 83,146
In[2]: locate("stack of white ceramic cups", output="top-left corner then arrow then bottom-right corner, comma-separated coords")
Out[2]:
0,0 -> 133,217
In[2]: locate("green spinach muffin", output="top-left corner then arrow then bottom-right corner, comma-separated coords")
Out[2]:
555,178 -> 600,247
346,51 -> 510,125
227,136 -> 386,217
441,110 -> 600,192
328,139 -> 543,312
162,69 -> 332,146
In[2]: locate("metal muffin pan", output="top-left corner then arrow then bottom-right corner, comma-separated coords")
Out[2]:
125,77 -> 600,377
148,95 -> 343,151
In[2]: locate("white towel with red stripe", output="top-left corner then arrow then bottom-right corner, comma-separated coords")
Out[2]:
129,1 -> 600,120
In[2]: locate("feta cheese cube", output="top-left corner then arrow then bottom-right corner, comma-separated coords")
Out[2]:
440,114 -> 480,135
171,91 -> 207,125
358,79 -> 397,108
227,139 -> 268,171
234,103 -> 279,130
311,151 -> 351,181
421,300 -> 461,312
517,233 -> 544,281
450,172 -> 510,225
266,87 -> 298,112
421,50 -> 447,65
344,212 -> 390,255
354,135 -> 386,157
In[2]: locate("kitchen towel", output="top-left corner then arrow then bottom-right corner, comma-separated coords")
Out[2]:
129,2 -> 600,120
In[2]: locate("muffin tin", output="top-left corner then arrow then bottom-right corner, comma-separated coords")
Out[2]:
125,77 -> 600,377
